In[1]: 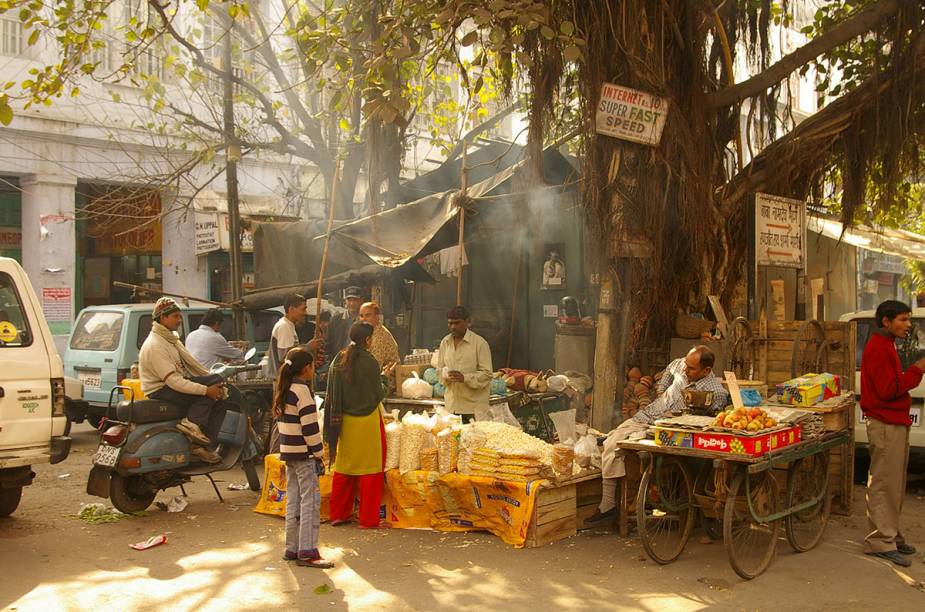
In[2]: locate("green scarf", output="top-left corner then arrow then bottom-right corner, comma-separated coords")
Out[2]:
326,346 -> 385,420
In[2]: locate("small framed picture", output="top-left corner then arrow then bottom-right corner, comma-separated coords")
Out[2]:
541,244 -> 566,290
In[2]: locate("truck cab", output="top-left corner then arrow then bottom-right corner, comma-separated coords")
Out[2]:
0,257 -> 71,517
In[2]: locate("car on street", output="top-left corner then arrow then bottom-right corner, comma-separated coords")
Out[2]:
0,257 -> 72,517
64,304 -> 280,425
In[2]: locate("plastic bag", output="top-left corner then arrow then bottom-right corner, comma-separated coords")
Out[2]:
552,444 -> 574,477
423,367 -> 440,385
402,371 -> 433,399
574,433 -> 600,469
384,421 -> 402,471
486,403 -> 523,430
546,374 -> 569,393
490,376 -> 508,396
741,389 -> 762,407
436,428 -> 459,475
548,409 -> 577,446
433,382 -> 447,398
457,427 -> 487,475
399,413 -> 427,473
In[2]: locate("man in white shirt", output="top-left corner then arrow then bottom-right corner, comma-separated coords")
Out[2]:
437,306 -> 492,422
270,294 -> 307,372
186,308 -> 245,370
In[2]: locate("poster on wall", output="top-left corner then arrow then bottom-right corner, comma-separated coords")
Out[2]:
195,212 -> 221,255
42,287 -> 72,335
541,246 -> 566,290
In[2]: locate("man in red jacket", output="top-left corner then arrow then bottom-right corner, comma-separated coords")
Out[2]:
861,300 -> 925,567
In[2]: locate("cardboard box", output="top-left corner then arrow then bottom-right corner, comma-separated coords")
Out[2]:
775,373 -> 841,407
654,425 -> 802,457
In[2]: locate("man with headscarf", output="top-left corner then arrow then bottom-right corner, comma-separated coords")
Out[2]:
138,297 -> 226,464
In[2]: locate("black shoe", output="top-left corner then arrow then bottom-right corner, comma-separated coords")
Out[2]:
867,551 -> 912,567
897,542 -> 916,555
586,508 -> 617,524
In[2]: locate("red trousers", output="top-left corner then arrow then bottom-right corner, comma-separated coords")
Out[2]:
330,472 -> 384,527
329,414 -> 386,528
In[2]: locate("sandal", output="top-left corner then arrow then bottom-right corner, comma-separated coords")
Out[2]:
296,558 -> 335,569
329,518 -> 351,527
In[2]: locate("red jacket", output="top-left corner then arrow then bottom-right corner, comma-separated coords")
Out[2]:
860,329 -> 923,426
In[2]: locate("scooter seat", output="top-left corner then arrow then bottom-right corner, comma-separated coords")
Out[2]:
115,399 -> 186,424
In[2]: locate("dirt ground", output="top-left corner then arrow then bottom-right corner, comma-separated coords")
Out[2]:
2,423 -> 925,611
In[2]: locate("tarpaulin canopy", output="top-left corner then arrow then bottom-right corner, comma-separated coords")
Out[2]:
808,215 -> 925,261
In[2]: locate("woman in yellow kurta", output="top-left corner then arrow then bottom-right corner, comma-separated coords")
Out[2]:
324,322 -> 389,528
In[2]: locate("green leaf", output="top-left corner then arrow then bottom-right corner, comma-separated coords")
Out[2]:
560,21 -> 575,36
563,45 -> 581,62
338,118 -> 350,131
0,103 -> 13,126
461,31 -> 477,46
314,584 -> 333,595
540,25 -> 555,40
27,28 -> 38,46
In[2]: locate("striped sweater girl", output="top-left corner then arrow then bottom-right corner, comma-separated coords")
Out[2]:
278,379 -> 323,461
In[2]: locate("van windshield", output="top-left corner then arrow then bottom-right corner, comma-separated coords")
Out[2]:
70,311 -> 124,351
855,317 -> 925,370
0,273 -> 33,347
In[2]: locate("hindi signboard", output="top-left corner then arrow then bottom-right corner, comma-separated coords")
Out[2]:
595,82 -> 669,146
42,287 -> 72,335
755,193 -> 806,269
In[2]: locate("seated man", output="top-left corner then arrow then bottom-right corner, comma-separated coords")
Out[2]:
587,345 -> 728,524
185,308 -> 245,370
138,297 -> 226,464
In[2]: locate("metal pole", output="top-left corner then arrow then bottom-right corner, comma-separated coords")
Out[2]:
223,22 -> 245,340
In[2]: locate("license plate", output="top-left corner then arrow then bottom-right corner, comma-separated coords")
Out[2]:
77,369 -> 102,390
94,444 -> 119,467
858,406 -> 922,427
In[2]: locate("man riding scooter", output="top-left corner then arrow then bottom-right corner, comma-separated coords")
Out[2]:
139,297 -> 226,464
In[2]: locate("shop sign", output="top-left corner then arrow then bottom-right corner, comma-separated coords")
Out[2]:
595,82 -> 668,146
220,213 -> 254,253
195,212 -> 221,255
0,226 -> 21,248
42,287 -> 72,335
860,250 -> 905,275
755,193 -> 806,269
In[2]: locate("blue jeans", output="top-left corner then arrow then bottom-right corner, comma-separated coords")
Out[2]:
285,459 -> 321,558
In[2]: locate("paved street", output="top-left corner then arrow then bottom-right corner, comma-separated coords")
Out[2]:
1,424 -> 924,611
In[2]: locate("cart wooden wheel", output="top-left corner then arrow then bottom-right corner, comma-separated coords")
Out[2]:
790,319 -> 829,378
785,453 -> 831,552
723,469 -> 781,580
729,317 -> 756,380
636,457 -> 695,564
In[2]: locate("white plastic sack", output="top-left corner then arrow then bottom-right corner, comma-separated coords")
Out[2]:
486,403 -> 523,430
548,409 -> 577,446
574,433 -> 600,469
384,421 -> 402,470
547,374 -> 569,393
402,371 -> 433,399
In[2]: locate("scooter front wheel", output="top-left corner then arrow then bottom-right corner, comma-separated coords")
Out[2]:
242,459 -> 261,492
110,474 -> 157,513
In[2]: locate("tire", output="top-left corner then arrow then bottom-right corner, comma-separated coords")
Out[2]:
109,474 -> 156,513
635,457 -> 694,564
87,414 -> 105,429
243,458 -> 261,492
723,469 -> 780,580
0,486 -> 23,517
785,454 -> 831,552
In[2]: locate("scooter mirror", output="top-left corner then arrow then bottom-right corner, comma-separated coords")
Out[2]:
244,346 -> 257,361
210,363 -> 228,376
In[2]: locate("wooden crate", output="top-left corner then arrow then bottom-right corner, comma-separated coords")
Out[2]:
750,320 -> 856,516
525,471 -> 602,547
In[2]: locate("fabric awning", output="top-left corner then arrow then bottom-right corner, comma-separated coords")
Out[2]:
808,215 -> 925,261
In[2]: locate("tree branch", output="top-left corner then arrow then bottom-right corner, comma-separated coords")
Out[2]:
706,0 -> 900,109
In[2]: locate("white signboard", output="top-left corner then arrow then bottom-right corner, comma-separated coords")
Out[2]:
195,212 -> 221,256
755,193 -> 806,269
595,83 -> 669,146
220,213 -> 254,253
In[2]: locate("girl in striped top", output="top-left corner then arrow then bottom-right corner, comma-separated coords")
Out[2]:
273,347 -> 333,569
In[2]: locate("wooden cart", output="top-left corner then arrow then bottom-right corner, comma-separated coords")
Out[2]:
618,429 -> 850,580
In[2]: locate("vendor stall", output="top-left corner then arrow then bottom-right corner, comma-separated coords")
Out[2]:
617,390 -> 854,580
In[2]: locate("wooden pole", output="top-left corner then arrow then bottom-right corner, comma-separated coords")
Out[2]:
456,145 -> 468,305
407,281 -> 417,351
315,161 -> 342,336
112,281 -> 232,308
506,240 -> 524,368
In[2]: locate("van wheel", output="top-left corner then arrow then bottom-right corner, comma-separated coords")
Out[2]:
110,474 -> 156,513
242,459 -> 261,492
0,487 -> 22,517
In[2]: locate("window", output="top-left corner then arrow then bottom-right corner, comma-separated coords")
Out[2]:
0,17 -> 22,56
70,311 -> 124,351
188,309 -> 236,340
854,319 -> 873,368
853,317 -> 925,371
136,314 -> 152,348
122,0 -> 164,79
0,273 -> 32,347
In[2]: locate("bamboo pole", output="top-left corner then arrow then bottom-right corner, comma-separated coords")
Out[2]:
315,161 -> 342,336
456,145 -> 468,305
112,281 -> 232,308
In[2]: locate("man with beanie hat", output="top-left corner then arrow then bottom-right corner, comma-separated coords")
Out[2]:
138,297 -> 226,464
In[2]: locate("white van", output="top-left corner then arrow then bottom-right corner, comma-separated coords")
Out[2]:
0,257 -> 72,517
839,309 -> 924,456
